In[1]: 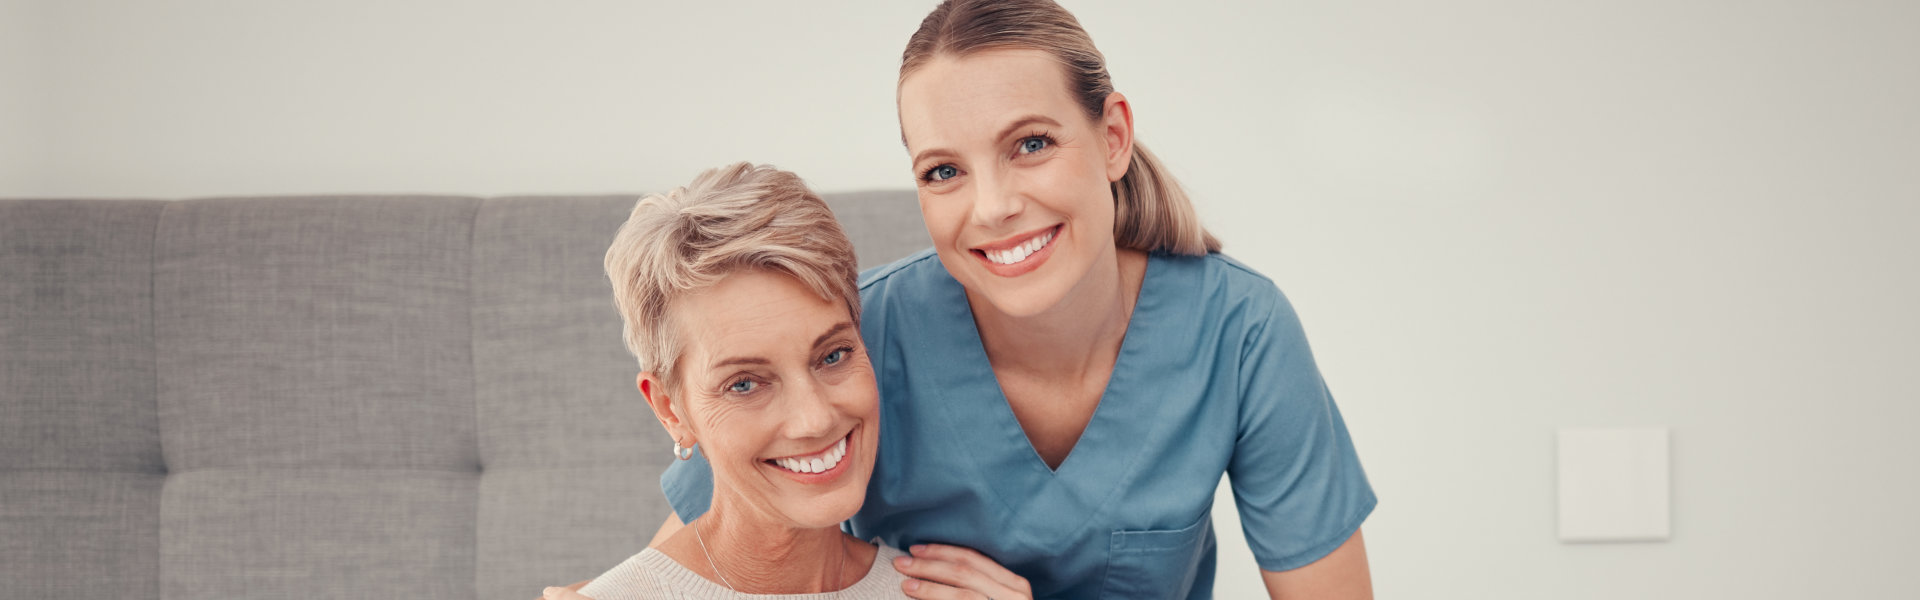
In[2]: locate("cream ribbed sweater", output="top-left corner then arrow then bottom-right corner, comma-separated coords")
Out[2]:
576,543 -> 909,600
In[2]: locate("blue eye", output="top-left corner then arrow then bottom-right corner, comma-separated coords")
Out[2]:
926,165 -> 959,182
1018,136 -> 1049,154
823,348 -> 848,366
728,379 -> 757,394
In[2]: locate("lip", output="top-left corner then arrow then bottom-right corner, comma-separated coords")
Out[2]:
761,427 -> 857,485
969,224 -> 1062,278
764,429 -> 851,461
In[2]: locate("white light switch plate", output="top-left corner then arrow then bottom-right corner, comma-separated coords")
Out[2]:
1557,427 -> 1670,543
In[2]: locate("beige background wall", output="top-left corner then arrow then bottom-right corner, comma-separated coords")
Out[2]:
7,1 -> 1918,597
1,0 -> 44,190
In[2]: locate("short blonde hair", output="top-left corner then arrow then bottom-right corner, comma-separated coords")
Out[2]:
604,162 -> 861,389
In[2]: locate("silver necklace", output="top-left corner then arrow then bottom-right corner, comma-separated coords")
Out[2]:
690,519 -> 849,598
691,519 -> 741,594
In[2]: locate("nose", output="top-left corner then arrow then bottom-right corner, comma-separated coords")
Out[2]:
782,377 -> 837,441
968,166 -> 1026,228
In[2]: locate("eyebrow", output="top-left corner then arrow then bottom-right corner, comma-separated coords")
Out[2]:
706,321 -> 856,371
812,321 -> 856,349
710,355 -> 771,370
908,114 -> 1063,165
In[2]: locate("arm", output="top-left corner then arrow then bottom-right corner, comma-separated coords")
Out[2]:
1260,528 -> 1372,600
1228,285 -> 1377,596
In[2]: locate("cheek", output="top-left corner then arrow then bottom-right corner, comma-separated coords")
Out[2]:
693,401 -> 734,433
695,406 -> 765,460
1066,160 -> 1117,219
858,389 -> 881,420
835,376 -> 881,423
1031,170 -> 1108,225
842,375 -> 881,417
918,198 -> 964,237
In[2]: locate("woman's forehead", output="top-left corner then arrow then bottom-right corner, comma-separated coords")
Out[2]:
674,273 -> 852,369
898,48 -> 1081,150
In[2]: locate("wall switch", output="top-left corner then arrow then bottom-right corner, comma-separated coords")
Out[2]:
1557,427 -> 1670,543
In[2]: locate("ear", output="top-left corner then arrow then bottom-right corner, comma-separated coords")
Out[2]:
638,372 -> 693,445
1099,92 -> 1135,183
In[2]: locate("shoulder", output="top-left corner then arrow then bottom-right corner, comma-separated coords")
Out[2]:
1202,252 -> 1277,285
1153,252 -> 1298,330
575,549 -> 675,600
858,247 -> 943,293
871,541 -> 910,564
860,543 -> 914,598
856,248 -> 953,327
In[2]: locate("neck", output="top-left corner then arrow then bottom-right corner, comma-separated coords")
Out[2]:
970,246 -> 1149,380
681,498 -> 855,594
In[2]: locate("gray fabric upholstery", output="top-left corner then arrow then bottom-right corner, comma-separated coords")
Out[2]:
471,196 -> 665,599
0,191 -> 928,600
0,200 -> 165,472
153,196 -> 483,599
1,200 -> 166,600
161,470 -> 479,598
154,197 -> 482,472
824,190 -> 934,271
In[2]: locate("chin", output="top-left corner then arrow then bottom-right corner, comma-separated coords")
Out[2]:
785,485 -> 868,529
965,265 -> 1079,319
961,240 -> 1103,320
978,289 -> 1062,319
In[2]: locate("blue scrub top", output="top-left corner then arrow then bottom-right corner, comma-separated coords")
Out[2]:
662,249 -> 1375,599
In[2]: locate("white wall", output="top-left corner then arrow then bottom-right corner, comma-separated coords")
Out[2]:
13,0 -> 929,197
9,1 -> 1920,598
0,0 -> 45,189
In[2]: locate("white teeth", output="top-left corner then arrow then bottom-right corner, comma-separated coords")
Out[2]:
983,229 -> 1054,266
770,433 -> 850,474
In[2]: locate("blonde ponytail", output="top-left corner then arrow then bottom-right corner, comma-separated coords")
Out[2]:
1112,141 -> 1220,255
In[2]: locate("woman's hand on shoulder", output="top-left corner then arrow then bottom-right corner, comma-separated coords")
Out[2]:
536,581 -> 592,600
894,543 -> 1032,600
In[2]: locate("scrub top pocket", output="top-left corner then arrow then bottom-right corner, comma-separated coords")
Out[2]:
1101,513 -> 1214,599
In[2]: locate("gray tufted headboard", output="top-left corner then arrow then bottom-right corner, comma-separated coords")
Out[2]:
0,191 -> 929,599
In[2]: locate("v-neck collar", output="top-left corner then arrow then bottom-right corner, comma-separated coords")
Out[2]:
918,252 -> 1182,540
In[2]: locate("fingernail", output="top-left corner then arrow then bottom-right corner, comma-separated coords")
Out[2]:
895,556 -> 914,567
910,544 -> 927,554
543,587 -> 562,599
904,579 -> 921,592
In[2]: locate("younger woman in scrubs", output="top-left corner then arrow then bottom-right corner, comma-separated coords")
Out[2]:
641,1 -> 1376,598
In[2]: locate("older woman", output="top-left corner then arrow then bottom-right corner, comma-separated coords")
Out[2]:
563,163 -> 917,599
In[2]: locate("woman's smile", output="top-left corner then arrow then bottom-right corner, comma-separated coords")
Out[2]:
972,223 -> 1063,276
762,427 -> 858,483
